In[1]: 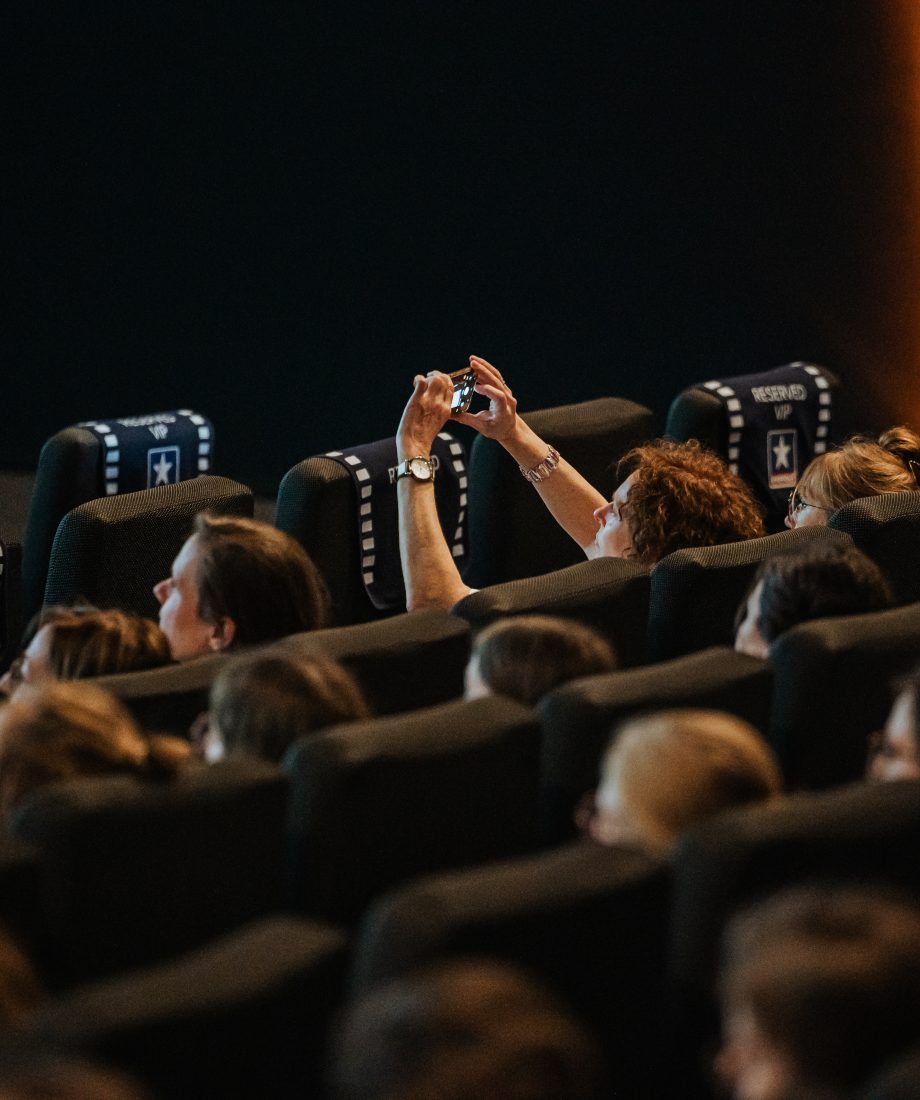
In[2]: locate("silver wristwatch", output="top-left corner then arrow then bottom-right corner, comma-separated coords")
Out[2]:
395,455 -> 436,483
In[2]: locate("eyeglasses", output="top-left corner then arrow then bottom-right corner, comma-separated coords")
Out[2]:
787,489 -> 827,519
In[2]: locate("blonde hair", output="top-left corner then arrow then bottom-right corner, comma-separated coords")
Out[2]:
0,681 -> 189,821
598,709 -> 781,853
39,608 -> 171,680
797,425 -> 920,513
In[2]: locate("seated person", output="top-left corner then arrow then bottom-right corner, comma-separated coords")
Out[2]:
153,513 -> 330,661
584,709 -> 781,855
786,425 -> 920,528
396,357 -> 765,610
0,606 -> 171,698
200,652 -> 370,763
329,958 -> 605,1100
464,615 -> 617,707
717,886 -> 920,1099
0,681 -> 190,825
868,663 -> 920,782
734,544 -> 894,660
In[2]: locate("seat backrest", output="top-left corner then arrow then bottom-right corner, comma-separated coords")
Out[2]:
32,916 -> 348,1100
647,525 -> 854,662
10,759 -> 288,985
665,363 -> 839,532
42,475 -> 253,618
276,433 -> 468,627
829,490 -> 920,605
350,841 -> 672,1097
0,539 -> 23,669
94,609 -> 471,736
452,557 -> 651,667
768,601 -> 920,789
537,647 -> 773,844
463,397 -> 656,588
22,411 -> 215,622
283,695 -> 542,923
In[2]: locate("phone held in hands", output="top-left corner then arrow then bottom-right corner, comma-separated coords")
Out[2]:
449,367 -> 477,414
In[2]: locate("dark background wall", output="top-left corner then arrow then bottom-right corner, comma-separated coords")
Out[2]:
6,2 -> 917,494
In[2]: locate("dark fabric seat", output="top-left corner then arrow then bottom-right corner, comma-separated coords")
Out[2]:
665,363 -> 840,531
22,412 -> 216,622
32,915 -> 348,1100
829,490 -> 920,605
537,647 -> 773,844
283,695 -> 542,924
767,601 -> 920,789
864,1048 -> 920,1100
9,759 -> 288,986
43,475 -> 253,618
463,397 -> 656,588
0,839 -> 43,976
646,525 -> 854,662
94,609 -> 471,736
451,556 -> 651,666
0,538 -> 23,669
350,840 -> 672,1097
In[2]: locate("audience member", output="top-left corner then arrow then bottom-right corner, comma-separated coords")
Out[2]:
202,652 -> 370,763
0,681 -> 190,824
734,545 -> 894,660
153,513 -> 330,661
717,887 -> 920,1099
585,709 -> 781,854
0,608 -> 170,699
786,425 -> 920,529
395,357 -> 765,609
867,664 -> 920,782
328,958 -> 605,1100
464,615 -> 617,706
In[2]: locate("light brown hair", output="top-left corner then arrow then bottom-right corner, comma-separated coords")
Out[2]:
616,439 -> 765,566
796,425 -> 920,513
38,608 -> 171,680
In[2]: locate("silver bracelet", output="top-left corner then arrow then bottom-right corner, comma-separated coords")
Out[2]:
519,446 -> 560,484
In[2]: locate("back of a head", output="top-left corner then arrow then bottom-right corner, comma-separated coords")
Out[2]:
798,427 -> 920,512
329,959 -> 604,1100
720,886 -> 920,1096
473,615 -> 617,707
44,609 -> 171,680
0,681 -> 188,821
754,544 -> 894,646
616,439 -> 766,565
193,514 -> 331,647
209,652 -> 370,763
598,709 -> 781,852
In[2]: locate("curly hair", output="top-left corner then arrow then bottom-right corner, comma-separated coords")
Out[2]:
615,439 -> 765,566
796,425 -> 920,513
750,545 -> 893,645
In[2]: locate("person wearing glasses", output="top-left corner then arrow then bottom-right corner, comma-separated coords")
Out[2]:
785,425 -> 920,529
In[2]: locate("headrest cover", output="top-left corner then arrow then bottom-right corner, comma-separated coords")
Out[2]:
700,363 -> 832,518
76,410 -> 213,496
324,431 -> 467,611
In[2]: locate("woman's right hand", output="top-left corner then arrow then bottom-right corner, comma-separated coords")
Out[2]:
454,355 -> 520,443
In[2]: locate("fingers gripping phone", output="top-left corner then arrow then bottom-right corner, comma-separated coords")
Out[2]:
449,367 -> 477,414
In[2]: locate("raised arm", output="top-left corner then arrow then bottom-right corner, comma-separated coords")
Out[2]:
455,356 -> 608,555
396,372 -> 474,611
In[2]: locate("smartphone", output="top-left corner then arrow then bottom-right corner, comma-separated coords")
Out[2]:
449,367 -> 477,414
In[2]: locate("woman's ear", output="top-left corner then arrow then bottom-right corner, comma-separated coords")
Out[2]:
208,617 -> 237,652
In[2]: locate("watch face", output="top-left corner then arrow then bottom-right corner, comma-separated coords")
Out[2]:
409,457 -> 433,480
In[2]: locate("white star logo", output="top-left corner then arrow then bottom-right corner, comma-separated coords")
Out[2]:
153,454 -> 174,485
772,436 -> 791,469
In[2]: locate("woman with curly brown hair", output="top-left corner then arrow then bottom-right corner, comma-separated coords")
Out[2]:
395,356 -> 765,608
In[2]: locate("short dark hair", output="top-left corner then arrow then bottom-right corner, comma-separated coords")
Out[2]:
749,544 -> 893,645
193,514 -> 330,646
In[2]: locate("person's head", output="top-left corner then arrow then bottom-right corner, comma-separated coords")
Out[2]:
153,514 -> 330,661
787,425 -> 920,529
590,709 -> 781,853
0,681 -> 189,823
734,545 -> 894,660
717,887 -> 920,1100
329,958 -> 605,1100
592,440 -> 765,566
868,664 -> 920,783
205,651 -> 370,763
464,616 -> 617,707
